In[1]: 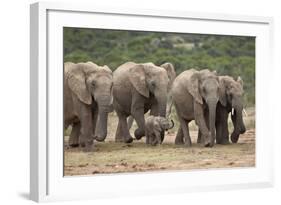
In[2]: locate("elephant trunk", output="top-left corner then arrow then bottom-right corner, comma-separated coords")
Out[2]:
157,96 -> 167,117
95,96 -> 111,142
168,119 -> 174,130
207,98 -> 218,147
156,94 -> 167,143
231,105 -> 246,143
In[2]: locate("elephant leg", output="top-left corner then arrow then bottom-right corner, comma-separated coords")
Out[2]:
131,92 -> 146,140
131,109 -> 146,140
216,108 -> 229,144
91,107 -> 98,139
176,111 -> 191,147
149,101 -> 158,116
215,121 -> 223,144
68,122 -> 81,147
149,100 -> 164,142
127,116 -> 134,130
78,104 -> 94,151
197,130 -> 203,144
175,126 -> 184,145
115,120 -> 124,142
118,113 -> 133,143
146,134 -> 153,145
197,105 -> 209,145
184,122 -> 191,146
153,131 -> 161,146
145,135 -> 150,144
193,102 -> 212,147
221,121 -> 230,144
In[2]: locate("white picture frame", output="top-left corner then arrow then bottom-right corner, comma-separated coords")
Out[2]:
30,1 -> 274,202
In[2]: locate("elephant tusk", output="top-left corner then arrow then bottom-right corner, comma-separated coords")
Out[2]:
109,95 -> 113,105
231,108 -> 234,116
243,109 -> 248,117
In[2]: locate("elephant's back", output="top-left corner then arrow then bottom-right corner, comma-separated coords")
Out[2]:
113,62 -> 135,87
172,69 -> 196,93
174,69 -> 196,83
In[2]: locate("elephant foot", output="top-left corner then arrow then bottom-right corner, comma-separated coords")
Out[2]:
95,137 -> 105,142
124,135 -> 134,143
231,133 -> 239,143
216,139 -> 230,145
82,144 -> 95,152
134,128 -> 145,140
69,143 -> 79,148
204,140 -> 214,147
175,141 -> 184,145
175,133 -> 184,145
80,140 -> 94,152
197,138 -> 203,144
202,133 -> 214,147
184,136 -> 192,147
160,131 -> 165,143
115,137 -> 124,143
184,141 -> 191,147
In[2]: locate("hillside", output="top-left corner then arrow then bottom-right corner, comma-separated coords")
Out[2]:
64,28 -> 255,105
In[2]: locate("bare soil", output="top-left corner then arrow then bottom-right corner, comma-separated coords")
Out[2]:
64,129 -> 255,176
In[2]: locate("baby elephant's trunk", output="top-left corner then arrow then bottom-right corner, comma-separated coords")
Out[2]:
167,119 -> 174,130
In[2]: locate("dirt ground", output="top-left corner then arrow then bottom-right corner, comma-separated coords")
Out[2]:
64,128 -> 255,176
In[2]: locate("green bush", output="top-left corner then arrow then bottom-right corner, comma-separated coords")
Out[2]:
64,28 -> 255,106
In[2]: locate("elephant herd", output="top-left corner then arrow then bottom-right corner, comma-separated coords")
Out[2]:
64,61 -> 246,151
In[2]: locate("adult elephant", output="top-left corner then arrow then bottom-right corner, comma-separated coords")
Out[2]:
113,62 -> 176,143
172,69 -> 220,147
214,75 -> 246,144
64,62 -> 113,151
126,62 -> 176,129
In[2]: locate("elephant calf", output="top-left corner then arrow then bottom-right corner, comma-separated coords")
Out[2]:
145,116 -> 174,146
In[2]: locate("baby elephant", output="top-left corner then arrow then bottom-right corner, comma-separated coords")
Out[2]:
145,116 -> 174,146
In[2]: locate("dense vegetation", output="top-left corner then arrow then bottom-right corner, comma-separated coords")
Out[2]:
64,27 -> 255,105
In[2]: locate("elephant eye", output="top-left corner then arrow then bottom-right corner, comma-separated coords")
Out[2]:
91,81 -> 96,87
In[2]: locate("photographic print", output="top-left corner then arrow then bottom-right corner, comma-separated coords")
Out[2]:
63,28 -> 255,176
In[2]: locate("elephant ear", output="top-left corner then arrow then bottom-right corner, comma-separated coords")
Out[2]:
237,76 -> 243,87
66,63 -> 92,105
187,72 -> 203,104
219,77 -> 227,106
154,117 -> 163,133
128,64 -> 149,98
160,62 -> 176,83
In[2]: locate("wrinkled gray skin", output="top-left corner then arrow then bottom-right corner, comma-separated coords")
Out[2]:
113,62 -> 175,143
172,69 -> 220,147
64,62 -> 113,151
210,76 -> 246,144
145,116 -> 174,146
126,62 -> 176,134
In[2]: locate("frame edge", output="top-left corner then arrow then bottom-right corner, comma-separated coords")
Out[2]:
30,2 -> 39,202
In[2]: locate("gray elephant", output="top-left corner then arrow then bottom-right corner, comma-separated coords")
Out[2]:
64,62 -> 113,151
172,69 -> 220,147
113,62 -> 176,143
145,116 -> 174,146
126,62 -> 176,130
215,75 -> 246,144
197,76 -> 246,144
